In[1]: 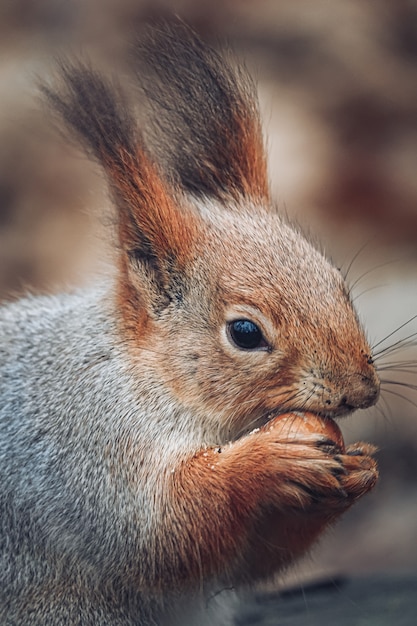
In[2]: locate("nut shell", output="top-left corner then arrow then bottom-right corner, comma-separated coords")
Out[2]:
268,411 -> 345,452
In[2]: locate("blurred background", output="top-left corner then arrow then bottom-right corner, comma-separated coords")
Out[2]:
1,0 -> 417,588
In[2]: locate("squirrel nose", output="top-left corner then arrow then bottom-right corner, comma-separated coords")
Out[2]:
338,371 -> 380,411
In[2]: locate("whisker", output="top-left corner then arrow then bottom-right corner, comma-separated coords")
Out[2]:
371,400 -> 392,426
382,387 -> 417,411
234,388 -> 314,439
380,391 -> 393,416
351,284 -> 387,303
349,257 -> 402,293
372,315 -> 417,351
381,379 -> 417,392
341,239 -> 371,284
377,359 -> 417,369
377,366 -> 417,375
373,335 -> 417,359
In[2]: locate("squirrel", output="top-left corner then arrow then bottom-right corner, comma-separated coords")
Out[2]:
0,21 -> 380,626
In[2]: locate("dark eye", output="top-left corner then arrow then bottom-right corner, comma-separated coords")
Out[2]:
227,319 -> 268,351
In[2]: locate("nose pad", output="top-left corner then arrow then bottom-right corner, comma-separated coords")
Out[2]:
339,371 -> 380,411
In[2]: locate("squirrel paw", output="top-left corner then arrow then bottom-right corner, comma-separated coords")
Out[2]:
216,431 -> 379,578
335,441 -> 379,503
232,423 -> 378,515
275,437 -> 378,514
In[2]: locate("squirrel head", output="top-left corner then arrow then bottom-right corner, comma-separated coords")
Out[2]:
44,22 -> 380,439
128,200 -> 379,437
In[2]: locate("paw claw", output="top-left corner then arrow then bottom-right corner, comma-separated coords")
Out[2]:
316,438 -> 344,455
346,442 -> 378,457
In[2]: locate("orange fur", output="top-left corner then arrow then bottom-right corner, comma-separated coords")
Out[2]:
101,146 -> 198,263
102,144 -> 202,339
225,110 -> 270,202
166,421 -> 377,587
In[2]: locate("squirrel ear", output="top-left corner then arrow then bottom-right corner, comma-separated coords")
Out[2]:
135,21 -> 270,204
43,64 -> 199,311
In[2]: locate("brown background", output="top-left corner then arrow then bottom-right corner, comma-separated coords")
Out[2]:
1,0 -> 417,588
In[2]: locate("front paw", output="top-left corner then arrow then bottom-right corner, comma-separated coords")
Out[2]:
336,442 -> 378,503
233,427 -> 378,578
251,413 -> 378,514
304,441 -> 379,513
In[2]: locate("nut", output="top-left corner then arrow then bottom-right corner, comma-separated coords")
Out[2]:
268,411 -> 345,452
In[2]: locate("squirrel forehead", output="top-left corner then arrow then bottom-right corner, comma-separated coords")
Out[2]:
196,208 -> 347,311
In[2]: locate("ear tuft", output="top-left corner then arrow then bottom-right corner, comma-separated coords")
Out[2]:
43,62 -> 199,312
134,21 -> 270,203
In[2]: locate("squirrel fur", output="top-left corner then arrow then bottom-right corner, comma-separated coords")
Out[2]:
0,22 -> 380,626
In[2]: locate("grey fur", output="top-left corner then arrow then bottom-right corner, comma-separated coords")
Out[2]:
0,285 -> 243,625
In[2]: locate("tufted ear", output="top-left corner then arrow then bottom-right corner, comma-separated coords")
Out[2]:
43,64 -> 200,315
134,21 -> 270,204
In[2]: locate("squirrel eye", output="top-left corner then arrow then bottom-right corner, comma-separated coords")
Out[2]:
227,319 -> 268,351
